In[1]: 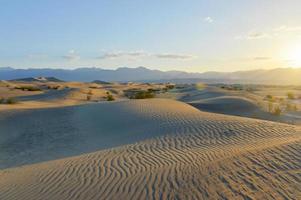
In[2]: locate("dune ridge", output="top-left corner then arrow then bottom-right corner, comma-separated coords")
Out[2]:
0,99 -> 300,199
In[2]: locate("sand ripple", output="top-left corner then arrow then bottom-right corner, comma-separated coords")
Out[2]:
0,99 -> 300,199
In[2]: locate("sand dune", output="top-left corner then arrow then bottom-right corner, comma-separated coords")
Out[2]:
189,96 -> 273,119
0,99 -> 300,199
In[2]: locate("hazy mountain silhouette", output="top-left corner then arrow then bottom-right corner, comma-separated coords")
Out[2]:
1,66 -> 300,85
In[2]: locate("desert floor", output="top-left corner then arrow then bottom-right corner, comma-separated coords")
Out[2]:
0,80 -> 300,199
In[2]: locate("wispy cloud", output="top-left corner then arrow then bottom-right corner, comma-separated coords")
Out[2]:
97,51 -> 196,60
253,57 -> 272,60
273,25 -> 301,32
203,16 -> 214,23
236,32 -> 270,40
63,50 -> 80,61
97,51 -> 147,59
155,53 -> 196,60
237,25 -> 301,40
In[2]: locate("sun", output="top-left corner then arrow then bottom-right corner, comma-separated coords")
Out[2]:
287,46 -> 301,68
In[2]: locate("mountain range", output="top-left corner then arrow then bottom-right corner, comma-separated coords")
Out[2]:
1,66 -> 300,85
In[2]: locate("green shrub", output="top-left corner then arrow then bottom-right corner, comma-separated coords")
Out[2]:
132,91 -> 155,99
272,106 -> 282,116
266,94 -> 273,99
47,85 -> 60,90
6,97 -> 18,104
107,94 -> 115,101
15,86 -> 41,91
0,98 -> 5,104
165,84 -> 175,90
287,92 -> 295,100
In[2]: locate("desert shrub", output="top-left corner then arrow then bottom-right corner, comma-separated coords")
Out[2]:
6,97 -> 18,104
15,86 -> 41,91
266,94 -> 273,99
220,84 -> 243,91
147,88 -> 154,92
272,106 -> 282,116
287,92 -> 295,99
165,84 -> 175,90
48,85 -> 60,90
132,91 -> 155,99
196,83 -> 206,90
0,98 -> 5,104
265,94 -> 276,102
107,94 -> 115,101
86,95 -> 92,101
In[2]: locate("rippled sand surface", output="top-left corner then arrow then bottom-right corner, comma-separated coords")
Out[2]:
0,99 -> 300,199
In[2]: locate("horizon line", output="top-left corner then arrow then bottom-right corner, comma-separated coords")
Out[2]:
1,66 -> 299,74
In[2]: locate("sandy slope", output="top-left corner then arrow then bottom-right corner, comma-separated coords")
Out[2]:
0,99 -> 300,199
170,85 -> 301,125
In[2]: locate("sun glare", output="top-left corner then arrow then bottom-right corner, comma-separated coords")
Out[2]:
287,46 -> 301,68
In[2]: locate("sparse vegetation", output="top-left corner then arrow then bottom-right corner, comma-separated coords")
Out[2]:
107,95 -> 115,101
0,97 -> 18,104
6,97 -> 18,104
287,92 -> 295,100
220,84 -> 243,91
265,94 -> 276,102
272,106 -> 282,116
131,91 -> 155,99
106,92 -> 115,101
165,84 -> 175,90
86,95 -> 92,101
266,94 -> 273,99
196,83 -> 206,90
47,85 -> 60,90
14,85 -> 41,91
162,84 -> 175,92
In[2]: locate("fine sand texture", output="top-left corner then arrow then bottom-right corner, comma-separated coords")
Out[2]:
0,99 -> 300,200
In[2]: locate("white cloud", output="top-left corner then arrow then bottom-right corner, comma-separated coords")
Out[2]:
273,26 -> 301,32
253,57 -> 272,60
97,51 -> 196,60
155,53 -> 196,60
236,31 -> 271,40
63,50 -> 80,61
237,25 -> 301,40
97,51 -> 147,59
203,16 -> 214,23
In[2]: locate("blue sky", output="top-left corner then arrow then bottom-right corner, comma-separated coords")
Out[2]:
1,0 -> 301,72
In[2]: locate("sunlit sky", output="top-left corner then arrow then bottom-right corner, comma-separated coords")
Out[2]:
1,0 -> 301,72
